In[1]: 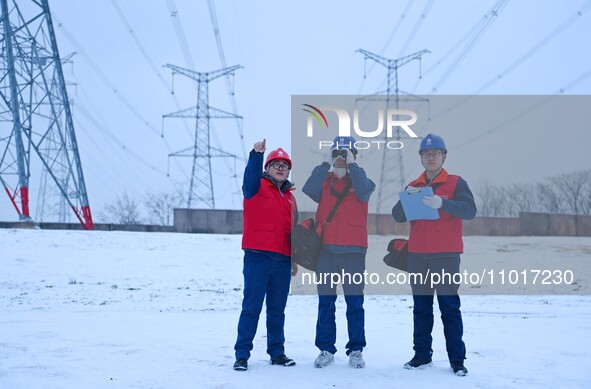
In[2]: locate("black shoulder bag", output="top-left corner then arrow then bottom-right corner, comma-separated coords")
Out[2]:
292,177 -> 351,271
383,237 -> 409,272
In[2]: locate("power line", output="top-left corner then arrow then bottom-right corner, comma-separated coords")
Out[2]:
70,116 -> 129,192
207,0 -> 247,160
559,67 -> 591,94
398,0 -> 435,57
52,14 -> 191,180
110,0 -> 194,140
65,55 -> 180,187
165,0 -> 196,79
430,0 -> 510,93
163,63 -> 243,209
453,67 -> 591,151
1,0 -> 93,228
404,65 -> 591,179
408,0 -> 487,93
111,0 -> 170,94
357,0 -> 413,94
373,0 -> 499,97
357,48 -> 429,213
472,0 -> 591,94
426,1 -> 591,123
74,99 -> 170,178
206,0 -> 245,206
164,1 -> 244,209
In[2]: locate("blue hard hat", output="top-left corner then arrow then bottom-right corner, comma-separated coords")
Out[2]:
419,133 -> 447,154
332,136 -> 358,154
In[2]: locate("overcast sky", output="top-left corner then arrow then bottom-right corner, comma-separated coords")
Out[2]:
2,0 -> 591,222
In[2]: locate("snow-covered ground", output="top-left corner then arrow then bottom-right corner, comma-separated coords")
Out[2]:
1,229 -> 590,388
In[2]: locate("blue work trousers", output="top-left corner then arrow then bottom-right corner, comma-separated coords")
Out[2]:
234,250 -> 291,360
315,249 -> 366,355
408,253 -> 466,363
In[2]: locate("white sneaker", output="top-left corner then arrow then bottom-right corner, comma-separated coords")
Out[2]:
314,350 -> 334,368
348,350 -> 365,368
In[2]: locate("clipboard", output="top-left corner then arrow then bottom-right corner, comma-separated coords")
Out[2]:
398,187 -> 440,221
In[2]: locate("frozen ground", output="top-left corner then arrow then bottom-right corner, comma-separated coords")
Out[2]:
1,229 -> 590,388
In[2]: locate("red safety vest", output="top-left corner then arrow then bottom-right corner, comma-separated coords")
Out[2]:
315,173 -> 369,247
242,179 -> 296,257
407,169 -> 463,253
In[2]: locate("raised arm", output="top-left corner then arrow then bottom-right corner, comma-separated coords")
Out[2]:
243,139 -> 266,200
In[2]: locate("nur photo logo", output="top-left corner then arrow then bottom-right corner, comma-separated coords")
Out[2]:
302,103 -> 420,151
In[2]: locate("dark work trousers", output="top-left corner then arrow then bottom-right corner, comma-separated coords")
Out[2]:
234,250 -> 292,360
407,252 -> 466,363
315,249 -> 366,355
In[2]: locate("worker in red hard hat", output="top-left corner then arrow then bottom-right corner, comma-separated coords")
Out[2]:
264,146 -> 292,184
233,138 -> 298,372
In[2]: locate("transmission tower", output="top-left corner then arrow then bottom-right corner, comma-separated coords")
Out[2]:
163,63 -> 242,209
0,0 -> 94,229
35,128 -> 70,223
357,48 -> 429,213
36,52 -> 77,224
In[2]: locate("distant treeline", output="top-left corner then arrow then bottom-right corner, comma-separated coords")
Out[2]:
93,169 -> 591,225
476,169 -> 591,217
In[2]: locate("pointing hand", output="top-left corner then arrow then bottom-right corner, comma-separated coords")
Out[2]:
253,139 -> 266,153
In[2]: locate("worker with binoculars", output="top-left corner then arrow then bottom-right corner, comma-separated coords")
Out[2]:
302,135 -> 376,369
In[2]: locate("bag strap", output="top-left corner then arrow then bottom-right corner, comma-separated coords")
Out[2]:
325,176 -> 352,224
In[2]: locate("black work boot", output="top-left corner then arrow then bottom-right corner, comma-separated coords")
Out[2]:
403,355 -> 432,369
451,361 -> 468,376
233,358 -> 248,371
270,354 -> 296,366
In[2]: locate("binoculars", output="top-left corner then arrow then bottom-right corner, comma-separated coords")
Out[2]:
331,149 -> 348,159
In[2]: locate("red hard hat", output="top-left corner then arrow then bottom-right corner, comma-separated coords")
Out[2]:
265,148 -> 292,169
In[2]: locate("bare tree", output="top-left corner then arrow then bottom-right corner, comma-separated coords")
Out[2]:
546,169 -> 591,215
578,170 -> 591,215
536,181 -> 566,214
476,182 -> 508,216
144,190 -> 185,226
504,183 -> 538,216
101,192 -> 143,224
476,169 -> 591,217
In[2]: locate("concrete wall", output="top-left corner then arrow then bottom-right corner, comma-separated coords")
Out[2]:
0,221 -> 38,229
576,214 -> 591,236
519,212 -> 591,237
363,215 -> 520,236
3,211 -> 590,236
518,212 -> 550,236
0,221 -> 175,233
174,208 -> 242,234
170,210 -> 585,236
465,217 -> 521,236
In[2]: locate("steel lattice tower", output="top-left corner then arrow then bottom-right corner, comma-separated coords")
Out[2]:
357,49 -> 429,213
0,0 -> 94,229
163,64 -> 242,209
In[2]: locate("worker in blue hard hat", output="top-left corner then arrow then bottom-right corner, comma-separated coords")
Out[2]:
330,136 -> 358,179
392,133 -> 476,377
